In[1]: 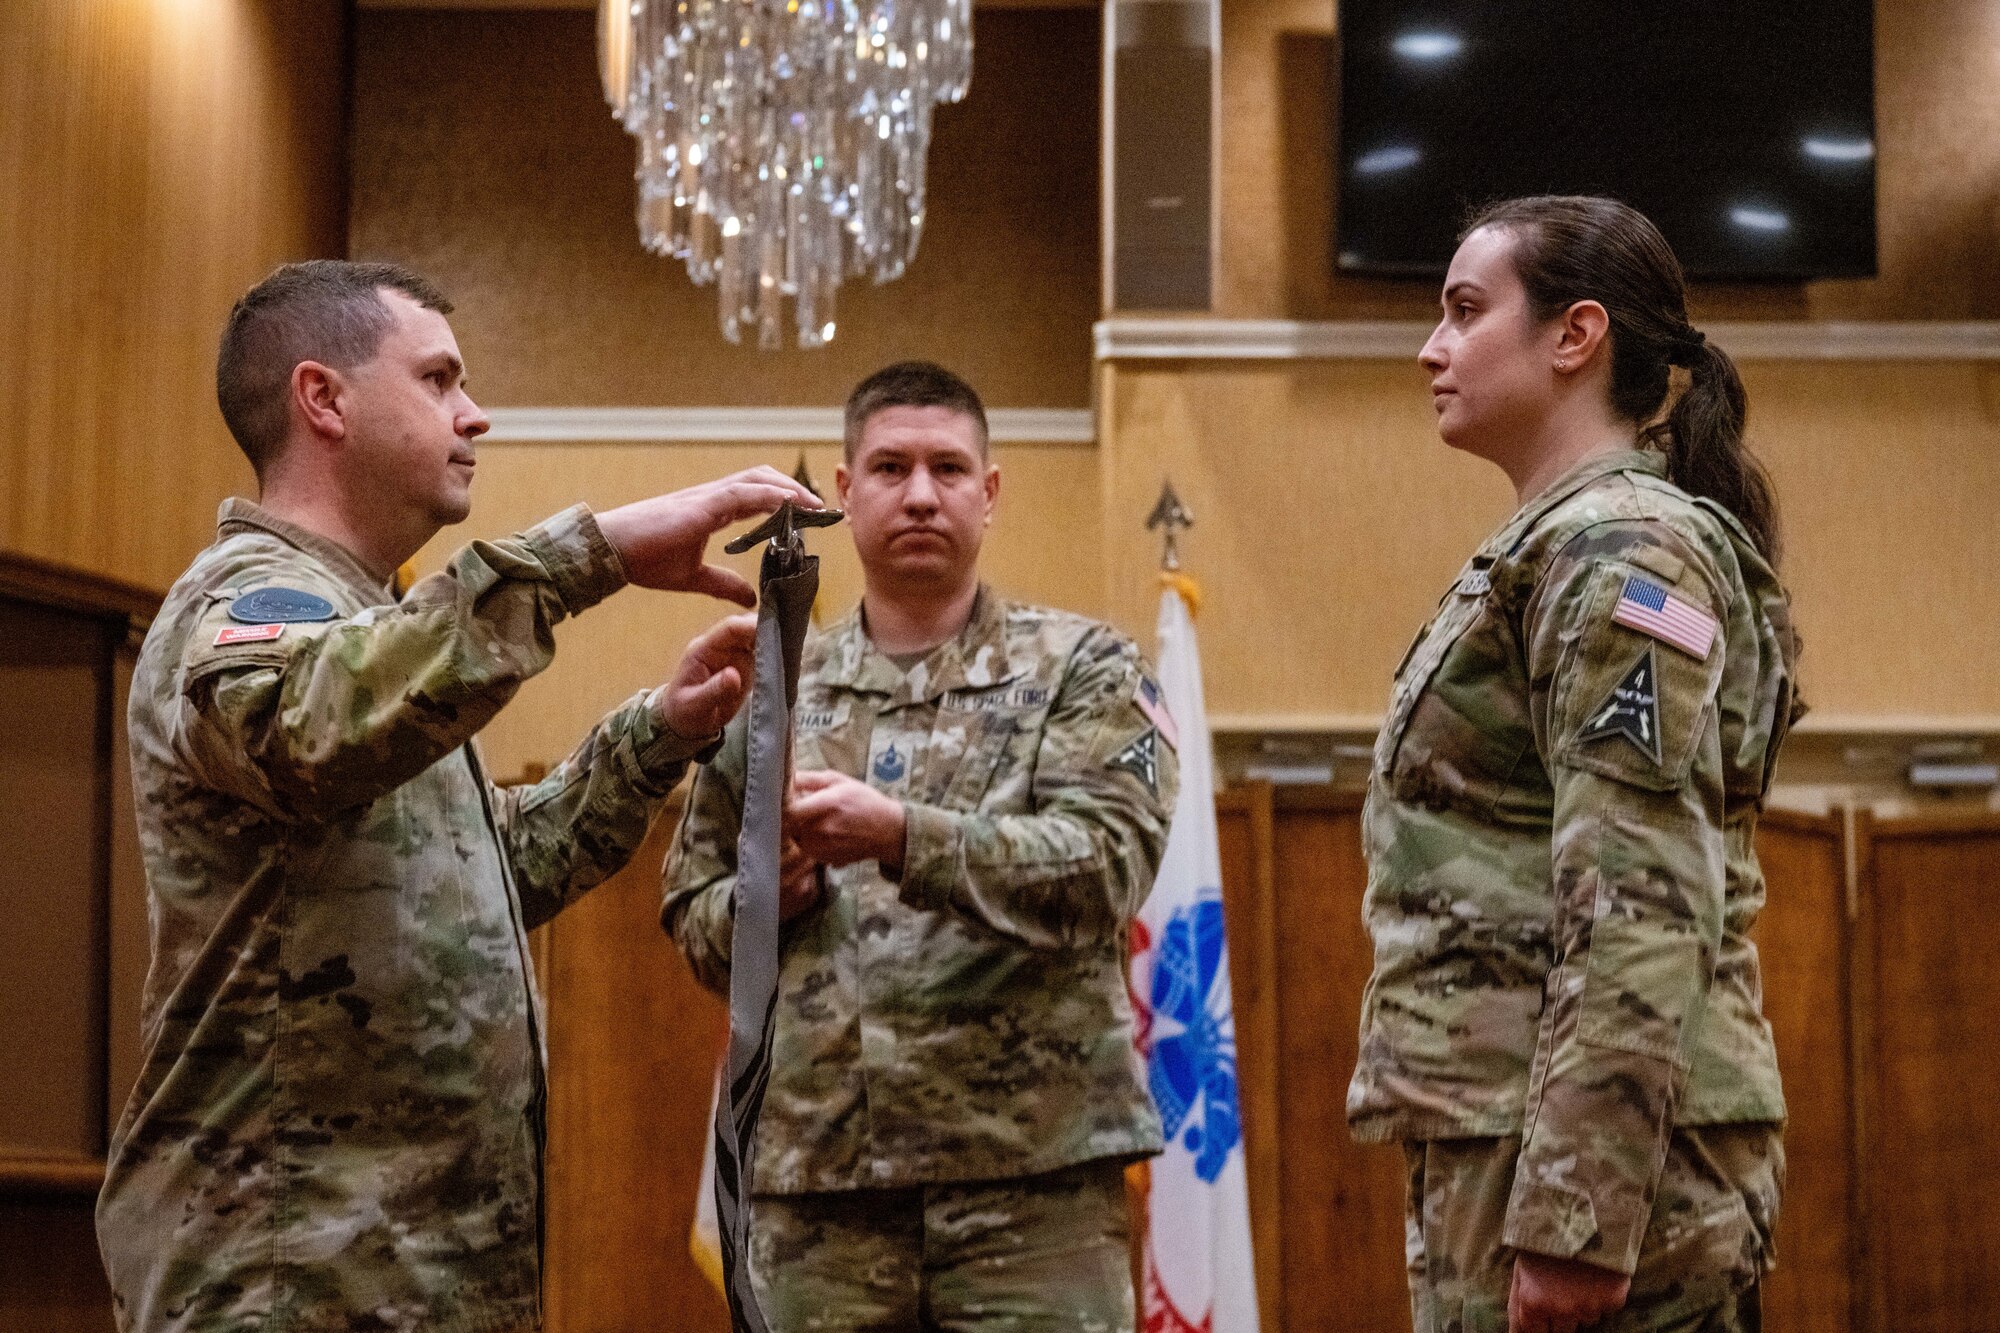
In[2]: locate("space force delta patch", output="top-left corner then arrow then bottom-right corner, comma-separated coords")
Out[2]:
1108,728 -> 1161,796
1577,647 -> 1663,763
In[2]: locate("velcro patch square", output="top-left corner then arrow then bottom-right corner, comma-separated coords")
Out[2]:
214,623 -> 285,646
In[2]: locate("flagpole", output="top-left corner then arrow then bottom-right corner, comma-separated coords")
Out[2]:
1134,481 -> 1261,1333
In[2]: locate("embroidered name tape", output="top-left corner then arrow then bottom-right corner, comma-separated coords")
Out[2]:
1612,576 -> 1717,660
943,686 -> 1050,712
215,623 -> 285,646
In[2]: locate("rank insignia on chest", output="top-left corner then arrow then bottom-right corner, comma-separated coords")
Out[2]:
1108,728 -> 1161,796
872,744 -> 907,784
1578,647 -> 1663,763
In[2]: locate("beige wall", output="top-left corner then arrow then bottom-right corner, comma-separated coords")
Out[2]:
0,0 -> 349,592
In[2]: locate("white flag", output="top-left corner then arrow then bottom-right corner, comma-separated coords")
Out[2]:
1131,585 -> 1260,1333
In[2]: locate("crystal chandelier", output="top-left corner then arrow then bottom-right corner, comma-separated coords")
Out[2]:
599,0 -> 972,349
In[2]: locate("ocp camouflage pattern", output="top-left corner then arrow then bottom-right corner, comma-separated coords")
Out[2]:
100,499 -> 706,1332
1348,450 -> 1801,1277
1403,1124 -> 1782,1332
663,589 -> 1175,1194
750,1159 -> 1135,1331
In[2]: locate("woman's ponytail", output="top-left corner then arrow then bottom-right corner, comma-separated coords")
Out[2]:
1650,337 -> 1782,564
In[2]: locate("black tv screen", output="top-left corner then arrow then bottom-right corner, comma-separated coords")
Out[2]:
1335,2 -> 1877,280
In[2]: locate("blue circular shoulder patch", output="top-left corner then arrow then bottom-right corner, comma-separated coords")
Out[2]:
229,586 -> 337,624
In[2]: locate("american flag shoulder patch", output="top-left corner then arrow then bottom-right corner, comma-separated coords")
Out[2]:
1135,675 -> 1179,751
1611,576 -> 1717,661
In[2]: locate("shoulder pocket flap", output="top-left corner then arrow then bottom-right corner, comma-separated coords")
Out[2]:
1553,565 -> 1723,792
933,709 -> 1019,810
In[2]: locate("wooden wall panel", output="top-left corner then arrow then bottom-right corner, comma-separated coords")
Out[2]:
1217,786 -> 1282,1332
1748,810 -> 1853,1333
1854,812 -> 2000,1333
0,0 -> 348,593
540,810 -> 731,1333
349,7 -> 1100,411
0,604 -> 110,1161
416,440 -> 1103,778
1263,791 -> 1406,1333
1097,359 -> 2000,727
0,1201 -> 112,1333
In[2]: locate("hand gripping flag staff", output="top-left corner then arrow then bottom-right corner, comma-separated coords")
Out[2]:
713,499 -> 841,1333
1131,482 -> 1261,1333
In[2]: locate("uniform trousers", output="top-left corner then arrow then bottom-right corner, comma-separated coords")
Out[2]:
1402,1124 -> 1782,1333
749,1158 -> 1134,1333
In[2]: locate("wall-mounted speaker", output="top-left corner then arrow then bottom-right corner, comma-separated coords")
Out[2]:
1104,0 -> 1218,312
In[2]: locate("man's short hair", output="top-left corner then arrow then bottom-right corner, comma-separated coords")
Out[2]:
216,260 -> 452,476
842,361 -> 989,460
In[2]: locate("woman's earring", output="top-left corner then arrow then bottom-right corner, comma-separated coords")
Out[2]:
1555,359 -> 1569,372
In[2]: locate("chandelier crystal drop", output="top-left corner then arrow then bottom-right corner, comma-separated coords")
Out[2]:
599,0 -> 972,349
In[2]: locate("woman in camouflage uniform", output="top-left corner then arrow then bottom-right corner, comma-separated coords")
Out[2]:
1348,196 -> 1801,1333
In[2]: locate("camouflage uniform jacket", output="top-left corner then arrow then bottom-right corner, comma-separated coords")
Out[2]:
663,589 -> 1175,1194
1346,450 -> 1801,1275
100,499 -> 709,1333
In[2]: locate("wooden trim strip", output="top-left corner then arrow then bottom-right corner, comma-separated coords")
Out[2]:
0,550 -> 162,627
0,1151 -> 106,1198
1856,807 -> 2000,840
1845,807 -> 1885,1333
1759,805 -> 1846,836
1236,780 -> 1281,1333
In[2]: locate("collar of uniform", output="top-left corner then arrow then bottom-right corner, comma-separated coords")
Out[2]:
215,497 -> 395,604
1490,448 -> 1666,557
817,585 -> 1021,705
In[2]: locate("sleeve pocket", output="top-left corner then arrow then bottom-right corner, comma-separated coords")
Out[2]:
1553,563 -> 1723,793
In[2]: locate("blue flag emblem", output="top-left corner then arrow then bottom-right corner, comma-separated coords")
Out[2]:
1145,895 -> 1242,1183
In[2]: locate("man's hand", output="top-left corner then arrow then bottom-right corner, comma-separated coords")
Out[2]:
1508,1251 -> 1632,1333
654,614 -> 757,740
595,466 -> 822,606
779,838 -> 823,923
786,770 -> 907,870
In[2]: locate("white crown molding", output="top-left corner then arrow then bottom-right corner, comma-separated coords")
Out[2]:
482,406 -> 1096,445
1093,317 -> 2000,362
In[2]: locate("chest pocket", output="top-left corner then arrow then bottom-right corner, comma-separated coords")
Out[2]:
1375,571 -> 1493,782
927,692 -> 1038,811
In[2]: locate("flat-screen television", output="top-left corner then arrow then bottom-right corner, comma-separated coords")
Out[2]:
1335,2 -> 1877,280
